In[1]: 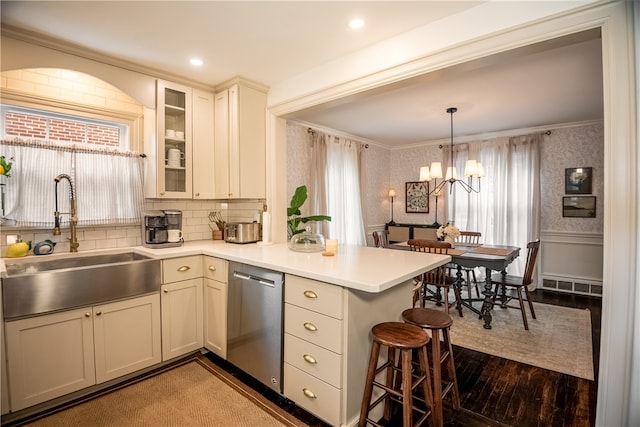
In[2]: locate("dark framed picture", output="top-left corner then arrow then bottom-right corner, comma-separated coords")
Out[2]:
565,167 -> 592,194
405,181 -> 429,213
563,196 -> 596,218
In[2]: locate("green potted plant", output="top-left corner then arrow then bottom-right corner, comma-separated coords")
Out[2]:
287,185 -> 331,239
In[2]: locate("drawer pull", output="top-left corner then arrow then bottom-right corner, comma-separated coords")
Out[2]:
95,311 -> 102,316
303,290 -> 318,299
303,354 -> 317,364
208,265 -> 216,271
302,388 -> 317,399
85,312 -> 91,318
177,265 -> 191,272
163,289 -> 169,293
303,322 -> 318,332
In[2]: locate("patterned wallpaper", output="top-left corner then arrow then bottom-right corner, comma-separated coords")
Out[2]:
286,121 -> 604,234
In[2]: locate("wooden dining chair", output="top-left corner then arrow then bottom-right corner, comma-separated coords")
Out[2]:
372,230 -> 390,248
449,231 -> 482,299
490,240 -> 541,330
408,239 -> 463,317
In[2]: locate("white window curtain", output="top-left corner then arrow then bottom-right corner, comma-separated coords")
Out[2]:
446,134 -> 541,277
309,131 -> 367,246
1,139 -> 144,227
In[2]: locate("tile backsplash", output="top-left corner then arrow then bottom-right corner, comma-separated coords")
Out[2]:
0,198 -> 264,256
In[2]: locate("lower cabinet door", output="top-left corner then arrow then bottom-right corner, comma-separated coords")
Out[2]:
6,308 -> 96,411
93,294 -> 161,383
204,278 -> 227,358
161,278 -> 204,361
284,363 -> 341,426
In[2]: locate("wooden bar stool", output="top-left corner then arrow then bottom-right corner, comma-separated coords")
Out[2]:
359,322 -> 434,427
402,308 -> 461,427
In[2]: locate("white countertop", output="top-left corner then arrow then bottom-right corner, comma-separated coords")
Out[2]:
2,240 -> 450,293
135,240 -> 450,293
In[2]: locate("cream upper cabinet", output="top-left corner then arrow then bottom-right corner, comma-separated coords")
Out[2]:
147,81 -> 214,199
213,81 -> 267,199
155,80 -> 193,198
192,89 -> 215,199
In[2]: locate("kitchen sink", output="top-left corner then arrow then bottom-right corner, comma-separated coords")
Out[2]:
2,251 -> 161,319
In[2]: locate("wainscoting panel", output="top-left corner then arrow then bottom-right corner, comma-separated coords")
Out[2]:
540,231 -> 603,296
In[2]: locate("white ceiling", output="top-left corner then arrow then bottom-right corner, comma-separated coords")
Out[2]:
1,1 -> 603,147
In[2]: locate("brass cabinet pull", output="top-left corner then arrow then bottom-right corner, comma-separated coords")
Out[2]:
177,265 -> 191,272
195,192 -> 200,197
303,322 -> 318,332
303,290 -> 318,299
302,388 -> 317,399
163,289 -> 169,293
95,311 -> 102,316
208,265 -> 216,271
85,312 -> 91,318
303,354 -> 317,364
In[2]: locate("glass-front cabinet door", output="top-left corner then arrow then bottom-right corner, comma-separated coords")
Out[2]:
156,80 -> 192,198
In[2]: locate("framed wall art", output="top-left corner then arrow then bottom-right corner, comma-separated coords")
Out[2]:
563,196 -> 596,218
405,181 -> 429,213
565,167 -> 592,194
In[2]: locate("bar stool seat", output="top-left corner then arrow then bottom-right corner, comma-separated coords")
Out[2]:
402,308 -> 461,427
359,322 -> 434,427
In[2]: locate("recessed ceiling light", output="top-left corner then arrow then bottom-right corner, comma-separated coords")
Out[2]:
348,19 -> 364,30
190,58 -> 203,66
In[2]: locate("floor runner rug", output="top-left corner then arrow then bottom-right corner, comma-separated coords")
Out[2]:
25,356 -> 308,426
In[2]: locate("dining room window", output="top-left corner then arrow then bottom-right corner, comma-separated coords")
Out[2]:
308,130 -> 367,245
446,134 -> 541,275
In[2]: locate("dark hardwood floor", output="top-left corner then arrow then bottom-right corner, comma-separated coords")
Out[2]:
210,289 -> 600,427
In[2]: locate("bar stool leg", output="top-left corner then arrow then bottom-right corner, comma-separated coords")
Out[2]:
443,328 -> 461,410
430,328 -> 444,427
385,347 -> 397,421
359,341 -> 381,427
401,349 -> 414,426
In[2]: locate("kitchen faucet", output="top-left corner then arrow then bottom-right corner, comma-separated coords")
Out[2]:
53,173 -> 79,252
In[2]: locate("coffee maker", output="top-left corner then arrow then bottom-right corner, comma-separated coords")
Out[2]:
142,210 -> 183,248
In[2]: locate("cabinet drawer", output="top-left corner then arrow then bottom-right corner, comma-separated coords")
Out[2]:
162,256 -> 202,283
203,256 -> 227,282
285,304 -> 342,354
284,363 -> 341,427
285,333 -> 341,388
285,274 -> 343,319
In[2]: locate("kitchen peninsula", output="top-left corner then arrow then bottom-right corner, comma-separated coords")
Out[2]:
1,241 -> 449,426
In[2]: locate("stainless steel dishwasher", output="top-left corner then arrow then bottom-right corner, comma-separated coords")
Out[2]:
227,261 -> 284,393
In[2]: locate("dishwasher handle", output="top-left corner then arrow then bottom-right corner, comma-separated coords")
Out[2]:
233,271 -> 276,288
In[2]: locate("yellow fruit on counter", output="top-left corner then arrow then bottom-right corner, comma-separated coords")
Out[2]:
0,165 -> 4,175
6,241 -> 31,258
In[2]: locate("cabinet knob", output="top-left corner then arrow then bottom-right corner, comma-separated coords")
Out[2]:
303,290 -> 317,299
208,265 -> 216,271
303,354 -> 317,364
160,192 -> 165,195
164,289 -> 169,293
85,312 -> 91,317
195,192 -> 200,197
303,322 -> 318,332
177,265 -> 191,272
95,311 -> 102,316
302,388 -> 317,399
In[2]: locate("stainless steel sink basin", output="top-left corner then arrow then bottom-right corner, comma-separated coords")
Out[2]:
2,251 -> 161,320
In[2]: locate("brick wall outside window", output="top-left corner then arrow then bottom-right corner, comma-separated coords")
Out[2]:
5,112 -> 120,146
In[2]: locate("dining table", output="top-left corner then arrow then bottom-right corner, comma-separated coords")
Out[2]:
391,241 -> 520,329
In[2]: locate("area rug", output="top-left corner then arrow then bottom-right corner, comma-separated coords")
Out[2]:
24,356 -> 307,427
444,302 -> 594,380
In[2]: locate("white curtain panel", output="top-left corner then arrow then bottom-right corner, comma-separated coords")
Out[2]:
1,140 -> 144,227
447,134 -> 541,277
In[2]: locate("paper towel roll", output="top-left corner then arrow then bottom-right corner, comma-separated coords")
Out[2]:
262,211 -> 271,243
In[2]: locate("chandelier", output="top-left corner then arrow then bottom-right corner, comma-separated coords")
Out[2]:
420,107 -> 484,195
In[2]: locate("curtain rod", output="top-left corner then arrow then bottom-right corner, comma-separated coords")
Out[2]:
307,127 -> 369,148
